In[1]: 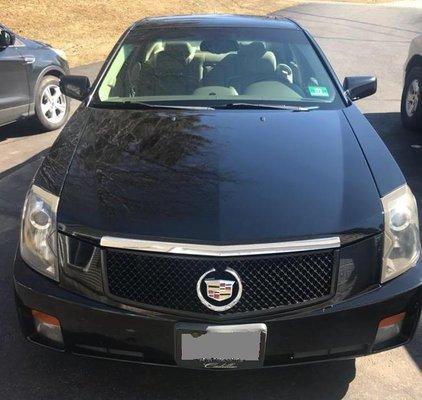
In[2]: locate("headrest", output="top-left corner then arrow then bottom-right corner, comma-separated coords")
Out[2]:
262,52 -> 277,71
245,53 -> 277,74
238,42 -> 267,58
200,39 -> 239,54
163,42 -> 193,60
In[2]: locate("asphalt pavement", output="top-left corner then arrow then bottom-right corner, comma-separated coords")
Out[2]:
0,1 -> 421,399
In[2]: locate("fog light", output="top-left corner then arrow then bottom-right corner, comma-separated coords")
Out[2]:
374,312 -> 406,346
31,310 -> 63,344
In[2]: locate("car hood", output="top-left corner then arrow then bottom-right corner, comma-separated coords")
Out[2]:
21,36 -> 51,49
58,107 -> 383,244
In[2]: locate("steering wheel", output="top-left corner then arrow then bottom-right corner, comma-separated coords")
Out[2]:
277,63 -> 293,84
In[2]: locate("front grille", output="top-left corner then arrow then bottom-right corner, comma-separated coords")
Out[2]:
104,248 -> 336,315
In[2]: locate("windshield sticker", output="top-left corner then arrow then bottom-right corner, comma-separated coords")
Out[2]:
308,86 -> 329,97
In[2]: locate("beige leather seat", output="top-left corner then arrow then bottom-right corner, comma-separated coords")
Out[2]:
203,42 -> 277,93
138,42 -> 202,95
195,39 -> 239,79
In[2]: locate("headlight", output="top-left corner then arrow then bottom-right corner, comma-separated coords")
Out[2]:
51,48 -> 67,61
20,185 -> 59,281
381,184 -> 420,282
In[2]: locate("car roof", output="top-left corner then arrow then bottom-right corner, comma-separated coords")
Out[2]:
132,14 -> 300,30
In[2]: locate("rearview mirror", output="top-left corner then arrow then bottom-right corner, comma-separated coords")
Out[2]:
59,75 -> 91,101
343,76 -> 377,101
0,29 -> 15,49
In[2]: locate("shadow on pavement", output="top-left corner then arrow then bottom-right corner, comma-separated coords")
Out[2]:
0,148 -> 48,181
365,112 -> 422,203
5,346 -> 357,400
406,323 -> 422,371
0,119 -> 45,143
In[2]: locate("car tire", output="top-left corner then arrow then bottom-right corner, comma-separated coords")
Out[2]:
33,75 -> 70,131
401,66 -> 422,131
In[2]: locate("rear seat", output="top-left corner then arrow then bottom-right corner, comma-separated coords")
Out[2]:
202,42 -> 277,93
194,51 -> 234,70
194,39 -> 239,88
138,43 -> 202,95
136,41 -> 277,96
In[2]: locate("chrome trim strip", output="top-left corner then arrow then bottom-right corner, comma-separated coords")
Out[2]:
100,236 -> 340,256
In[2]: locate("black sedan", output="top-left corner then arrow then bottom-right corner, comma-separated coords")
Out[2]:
14,15 -> 422,370
0,24 -> 69,130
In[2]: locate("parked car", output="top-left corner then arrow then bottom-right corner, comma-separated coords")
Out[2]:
0,24 -> 69,130
401,34 -> 422,131
14,15 -> 421,370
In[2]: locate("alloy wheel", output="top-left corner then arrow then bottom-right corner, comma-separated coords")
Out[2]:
40,84 -> 67,125
406,79 -> 420,118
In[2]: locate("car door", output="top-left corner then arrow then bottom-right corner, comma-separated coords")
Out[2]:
0,29 -> 30,126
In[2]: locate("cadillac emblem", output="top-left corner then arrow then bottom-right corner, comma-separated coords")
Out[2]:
197,268 -> 243,312
205,279 -> 235,302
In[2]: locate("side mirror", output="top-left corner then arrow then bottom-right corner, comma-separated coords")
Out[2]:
0,29 -> 15,49
343,76 -> 377,101
59,75 -> 91,101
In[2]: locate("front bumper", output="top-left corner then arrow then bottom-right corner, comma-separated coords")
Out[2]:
14,253 -> 422,369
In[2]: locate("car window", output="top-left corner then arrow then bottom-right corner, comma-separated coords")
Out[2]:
92,27 -> 344,109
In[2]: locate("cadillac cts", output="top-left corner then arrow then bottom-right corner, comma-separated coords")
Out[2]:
14,15 -> 422,369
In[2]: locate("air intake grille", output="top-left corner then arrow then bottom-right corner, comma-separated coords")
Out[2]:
104,249 -> 336,315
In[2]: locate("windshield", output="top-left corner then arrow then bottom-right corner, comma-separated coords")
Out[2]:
92,26 -> 344,109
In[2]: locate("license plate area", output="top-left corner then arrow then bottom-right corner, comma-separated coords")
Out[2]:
175,323 -> 267,369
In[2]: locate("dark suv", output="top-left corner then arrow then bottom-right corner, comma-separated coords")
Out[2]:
0,25 -> 70,130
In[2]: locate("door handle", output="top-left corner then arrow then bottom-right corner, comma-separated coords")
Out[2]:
23,56 -> 35,64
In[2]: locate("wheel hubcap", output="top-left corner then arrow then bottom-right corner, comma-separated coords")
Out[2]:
406,79 -> 420,118
40,84 -> 67,124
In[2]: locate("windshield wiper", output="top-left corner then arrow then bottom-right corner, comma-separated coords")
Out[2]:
216,103 -> 319,111
122,101 -> 215,111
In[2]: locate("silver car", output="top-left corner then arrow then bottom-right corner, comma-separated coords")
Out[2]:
402,34 -> 422,131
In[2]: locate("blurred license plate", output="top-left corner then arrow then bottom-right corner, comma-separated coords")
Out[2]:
175,323 -> 267,369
